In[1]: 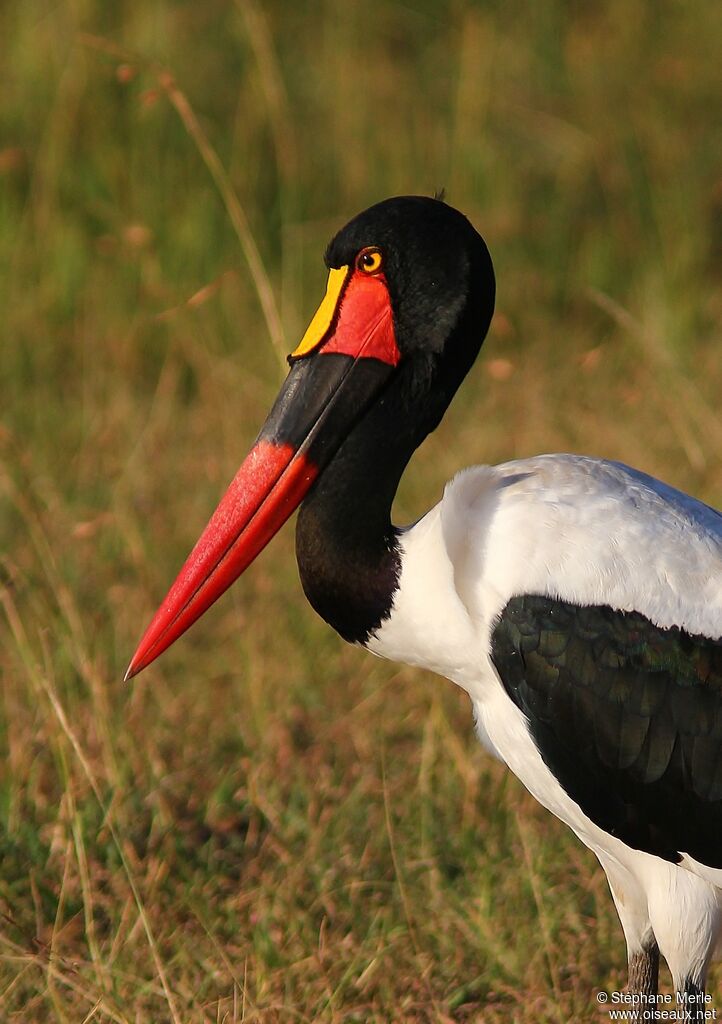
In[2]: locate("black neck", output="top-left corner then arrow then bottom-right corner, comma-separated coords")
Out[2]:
294,227 -> 494,646
295,331 -> 484,645
295,390 -> 408,644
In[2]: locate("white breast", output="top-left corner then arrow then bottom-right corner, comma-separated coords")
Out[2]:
367,456 -> 722,984
369,453 -> 722,690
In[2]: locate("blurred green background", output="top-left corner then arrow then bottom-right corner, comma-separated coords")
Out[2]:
1,1 -> 720,1020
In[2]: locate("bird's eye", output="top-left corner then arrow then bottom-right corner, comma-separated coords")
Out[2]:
356,247 -> 383,275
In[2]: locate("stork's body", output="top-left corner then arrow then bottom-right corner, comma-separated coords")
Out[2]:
128,197 -> 722,1010
366,454 -> 722,997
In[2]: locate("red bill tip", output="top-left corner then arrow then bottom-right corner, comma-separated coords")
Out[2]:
125,440 -> 319,679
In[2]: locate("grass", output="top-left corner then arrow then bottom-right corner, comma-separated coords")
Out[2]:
1,0 -> 721,1020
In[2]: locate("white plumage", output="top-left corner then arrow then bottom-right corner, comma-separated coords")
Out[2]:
369,454 -> 722,992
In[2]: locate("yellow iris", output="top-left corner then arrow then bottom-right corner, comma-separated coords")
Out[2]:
356,247 -> 383,274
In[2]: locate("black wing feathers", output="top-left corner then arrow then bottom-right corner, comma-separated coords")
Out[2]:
491,596 -> 722,866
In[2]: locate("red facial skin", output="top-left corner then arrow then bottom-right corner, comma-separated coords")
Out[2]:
317,271 -> 399,367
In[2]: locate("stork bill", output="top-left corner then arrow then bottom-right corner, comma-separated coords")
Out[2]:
127,196 -> 722,1013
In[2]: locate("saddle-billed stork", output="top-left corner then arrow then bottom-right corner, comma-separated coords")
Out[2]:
127,196 -> 722,1011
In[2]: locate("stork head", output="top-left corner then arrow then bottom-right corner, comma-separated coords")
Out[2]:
126,196 -> 495,678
